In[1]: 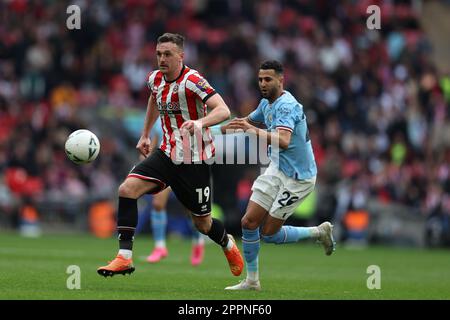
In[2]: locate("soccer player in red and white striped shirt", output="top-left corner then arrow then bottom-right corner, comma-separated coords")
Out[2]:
98,33 -> 243,279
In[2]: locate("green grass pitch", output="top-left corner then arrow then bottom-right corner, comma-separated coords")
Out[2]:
0,232 -> 449,300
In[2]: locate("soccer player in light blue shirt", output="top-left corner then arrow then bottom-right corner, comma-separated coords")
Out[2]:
246,84 -> 317,180
222,60 -> 336,291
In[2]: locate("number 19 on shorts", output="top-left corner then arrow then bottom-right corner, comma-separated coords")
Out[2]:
196,187 -> 210,203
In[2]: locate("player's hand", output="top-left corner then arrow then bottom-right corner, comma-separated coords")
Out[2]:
180,120 -> 202,136
136,136 -> 152,158
227,118 -> 253,132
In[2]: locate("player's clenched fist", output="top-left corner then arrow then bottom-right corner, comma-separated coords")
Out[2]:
227,118 -> 253,131
180,120 -> 202,135
136,136 -> 152,158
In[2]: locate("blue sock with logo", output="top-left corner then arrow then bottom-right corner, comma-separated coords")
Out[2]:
261,226 -> 315,244
242,228 -> 260,281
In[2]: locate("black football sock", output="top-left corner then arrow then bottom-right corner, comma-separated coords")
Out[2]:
117,197 -> 138,250
206,218 -> 229,248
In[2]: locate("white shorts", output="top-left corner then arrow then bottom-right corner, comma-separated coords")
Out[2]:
250,163 -> 316,220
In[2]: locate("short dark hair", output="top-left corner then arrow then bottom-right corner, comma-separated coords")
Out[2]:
260,60 -> 283,74
157,33 -> 184,50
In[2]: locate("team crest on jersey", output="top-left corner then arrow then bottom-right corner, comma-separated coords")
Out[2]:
195,79 -> 211,92
173,84 -> 179,93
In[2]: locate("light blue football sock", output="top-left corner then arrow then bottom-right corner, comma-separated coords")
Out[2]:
242,228 -> 260,281
261,226 -> 314,244
151,209 -> 167,246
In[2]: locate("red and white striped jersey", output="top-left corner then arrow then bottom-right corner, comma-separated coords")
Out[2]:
147,65 -> 216,163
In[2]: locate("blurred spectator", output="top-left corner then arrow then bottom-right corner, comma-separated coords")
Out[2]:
236,169 -> 257,216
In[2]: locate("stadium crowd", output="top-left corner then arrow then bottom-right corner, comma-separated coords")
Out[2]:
0,0 -> 448,244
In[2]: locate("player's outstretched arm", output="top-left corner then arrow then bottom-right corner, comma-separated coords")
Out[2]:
253,127 -> 291,149
220,117 -> 244,134
223,118 -> 291,149
220,116 -> 266,134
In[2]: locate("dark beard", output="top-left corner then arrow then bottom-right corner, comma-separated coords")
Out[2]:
262,89 -> 276,102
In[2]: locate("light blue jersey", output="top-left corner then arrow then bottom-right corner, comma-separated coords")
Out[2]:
248,90 -> 317,180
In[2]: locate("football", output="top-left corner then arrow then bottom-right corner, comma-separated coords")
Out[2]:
65,129 -> 100,164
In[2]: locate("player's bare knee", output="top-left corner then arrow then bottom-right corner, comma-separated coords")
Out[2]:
195,223 -> 210,235
193,217 -> 211,234
194,223 -> 210,235
241,216 -> 259,230
118,182 -> 136,198
152,199 -> 164,211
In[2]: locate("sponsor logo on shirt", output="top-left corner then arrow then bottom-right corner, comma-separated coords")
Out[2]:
158,101 -> 181,114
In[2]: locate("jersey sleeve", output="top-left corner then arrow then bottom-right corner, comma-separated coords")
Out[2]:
186,73 -> 217,103
247,101 -> 265,124
274,103 -> 298,132
146,70 -> 158,94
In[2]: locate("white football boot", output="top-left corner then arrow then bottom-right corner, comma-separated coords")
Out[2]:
225,279 -> 261,291
317,222 -> 336,256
